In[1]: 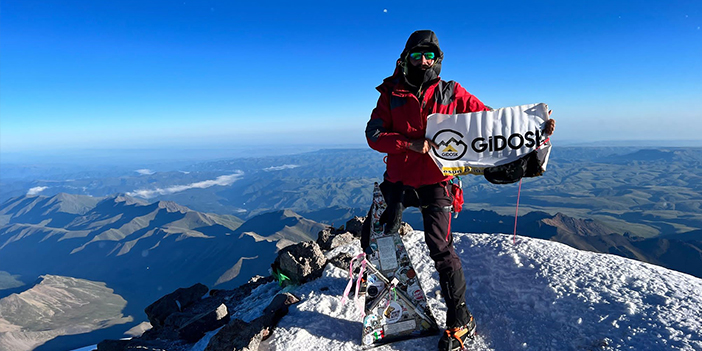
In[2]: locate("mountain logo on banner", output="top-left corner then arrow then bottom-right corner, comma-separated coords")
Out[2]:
442,145 -> 458,153
432,129 -> 467,160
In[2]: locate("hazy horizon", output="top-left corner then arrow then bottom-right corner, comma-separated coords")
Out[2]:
2,139 -> 702,169
2,1 -> 701,153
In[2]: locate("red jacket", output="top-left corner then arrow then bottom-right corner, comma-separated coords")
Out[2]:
366,75 -> 489,188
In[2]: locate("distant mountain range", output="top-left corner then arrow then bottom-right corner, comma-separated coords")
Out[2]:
4,147 -> 700,241
0,193 -> 326,351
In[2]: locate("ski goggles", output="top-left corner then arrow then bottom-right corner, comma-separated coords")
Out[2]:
409,52 -> 436,60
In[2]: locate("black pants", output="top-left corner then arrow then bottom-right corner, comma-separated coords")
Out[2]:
375,180 -> 471,327
378,181 -> 461,273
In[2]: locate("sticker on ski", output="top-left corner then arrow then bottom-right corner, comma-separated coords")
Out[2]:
355,182 -> 439,347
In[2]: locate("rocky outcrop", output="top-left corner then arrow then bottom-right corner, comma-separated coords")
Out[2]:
177,303 -> 229,342
316,227 -> 336,250
329,251 -> 355,269
317,226 -> 355,251
273,241 -> 327,285
97,216 -> 360,351
205,293 -> 300,351
97,338 -> 183,351
144,283 -> 209,329
98,276 -> 277,351
204,318 -> 263,351
99,293 -> 289,351
345,216 -> 365,237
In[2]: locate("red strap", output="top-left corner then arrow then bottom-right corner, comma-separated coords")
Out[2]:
536,137 -> 550,150
446,214 -> 452,242
454,186 -> 464,212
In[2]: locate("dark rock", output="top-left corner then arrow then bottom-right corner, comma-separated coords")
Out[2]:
255,293 -> 300,341
118,277 -> 284,349
247,275 -> 269,284
274,241 -> 326,284
316,228 -> 333,250
178,303 -> 230,342
205,318 -> 263,351
212,275 -> 274,302
144,283 -> 209,329
318,227 -> 355,251
329,252 -> 354,270
263,292 -> 300,319
345,216 -> 365,237
97,339 -> 129,351
209,289 -> 225,298
97,338 -> 178,351
139,323 -> 180,341
163,311 -> 191,329
205,293 -> 300,351
318,225 -> 350,250
330,232 -> 354,249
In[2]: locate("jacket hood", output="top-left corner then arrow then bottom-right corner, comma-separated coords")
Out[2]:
398,30 -> 443,93
400,30 -> 443,63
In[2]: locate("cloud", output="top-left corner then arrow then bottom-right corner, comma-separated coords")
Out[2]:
136,169 -> 155,175
263,164 -> 300,171
127,171 -> 244,199
27,186 -> 48,196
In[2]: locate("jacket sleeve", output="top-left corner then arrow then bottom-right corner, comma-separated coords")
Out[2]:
365,92 -> 412,154
453,82 -> 490,113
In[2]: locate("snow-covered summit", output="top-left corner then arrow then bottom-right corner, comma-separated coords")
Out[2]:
227,231 -> 702,351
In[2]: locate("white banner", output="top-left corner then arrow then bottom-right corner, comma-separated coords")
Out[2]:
426,103 -> 552,176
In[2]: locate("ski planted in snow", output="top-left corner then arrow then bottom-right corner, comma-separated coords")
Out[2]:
360,182 -> 439,347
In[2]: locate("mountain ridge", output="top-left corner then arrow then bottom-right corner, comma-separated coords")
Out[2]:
0,193 -> 327,351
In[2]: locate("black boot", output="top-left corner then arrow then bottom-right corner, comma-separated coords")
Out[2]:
438,268 -> 472,327
438,268 -> 476,351
437,316 -> 476,351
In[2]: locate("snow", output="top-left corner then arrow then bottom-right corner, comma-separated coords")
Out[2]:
256,232 -> 702,351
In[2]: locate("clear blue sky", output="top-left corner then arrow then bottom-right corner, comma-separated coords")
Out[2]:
1,0 -> 701,152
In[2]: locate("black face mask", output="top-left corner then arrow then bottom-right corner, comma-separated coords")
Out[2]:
405,62 -> 427,88
403,59 -> 440,94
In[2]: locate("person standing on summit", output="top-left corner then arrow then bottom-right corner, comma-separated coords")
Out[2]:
365,30 -> 555,351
